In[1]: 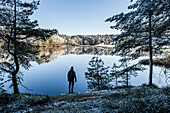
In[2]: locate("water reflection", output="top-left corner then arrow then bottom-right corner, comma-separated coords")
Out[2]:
110,57 -> 145,87
0,43 -> 39,94
0,46 -> 169,96
35,46 -> 115,64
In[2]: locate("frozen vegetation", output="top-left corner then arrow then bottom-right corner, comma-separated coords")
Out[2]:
0,86 -> 169,112
0,0 -> 169,112
31,34 -> 116,46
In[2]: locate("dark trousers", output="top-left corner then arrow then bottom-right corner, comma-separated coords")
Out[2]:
69,81 -> 74,93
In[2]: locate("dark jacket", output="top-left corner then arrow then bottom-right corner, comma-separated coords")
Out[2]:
68,69 -> 77,82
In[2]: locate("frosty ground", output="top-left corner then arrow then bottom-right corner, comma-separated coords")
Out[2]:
0,86 -> 169,113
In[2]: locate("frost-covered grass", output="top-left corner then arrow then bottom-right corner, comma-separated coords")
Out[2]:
0,93 -> 49,112
38,86 -> 170,113
0,86 -> 169,113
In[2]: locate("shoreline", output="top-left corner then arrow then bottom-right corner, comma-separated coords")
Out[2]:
140,57 -> 170,68
0,86 -> 169,112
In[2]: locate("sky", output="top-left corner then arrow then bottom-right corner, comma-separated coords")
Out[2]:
29,0 -> 132,36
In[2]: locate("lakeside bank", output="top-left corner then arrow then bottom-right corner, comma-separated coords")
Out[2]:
0,86 -> 169,112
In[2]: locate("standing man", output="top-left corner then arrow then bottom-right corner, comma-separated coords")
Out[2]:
67,66 -> 77,93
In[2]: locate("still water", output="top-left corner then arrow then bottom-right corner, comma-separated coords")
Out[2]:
4,46 -> 170,96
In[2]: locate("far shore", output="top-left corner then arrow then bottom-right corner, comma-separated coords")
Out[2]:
32,44 -> 115,48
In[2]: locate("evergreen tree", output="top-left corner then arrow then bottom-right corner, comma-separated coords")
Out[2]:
0,0 -> 53,94
106,0 -> 170,86
110,57 -> 145,87
85,57 -> 110,90
0,75 -> 5,93
110,63 -> 121,87
119,58 -> 141,87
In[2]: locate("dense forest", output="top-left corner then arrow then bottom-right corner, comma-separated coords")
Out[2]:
0,29 -> 116,47
22,33 -> 117,46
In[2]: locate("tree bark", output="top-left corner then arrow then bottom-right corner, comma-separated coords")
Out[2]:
97,74 -> 100,91
12,0 -> 19,94
12,73 -> 19,94
126,73 -> 128,87
115,76 -> 118,87
149,12 -> 153,86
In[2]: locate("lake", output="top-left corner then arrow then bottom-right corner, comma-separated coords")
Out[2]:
3,46 -> 170,96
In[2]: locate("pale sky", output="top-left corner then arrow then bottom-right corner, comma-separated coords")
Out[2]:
30,0 -> 132,36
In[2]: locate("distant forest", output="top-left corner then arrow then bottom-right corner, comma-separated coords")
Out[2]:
33,32 -> 117,46
0,28 -> 117,47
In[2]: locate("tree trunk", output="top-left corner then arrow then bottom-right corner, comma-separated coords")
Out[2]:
97,75 -> 100,90
12,0 -> 20,94
12,73 -> 19,94
115,76 -> 118,87
12,52 -> 20,94
96,62 -> 100,90
126,73 -> 128,87
149,12 -> 153,86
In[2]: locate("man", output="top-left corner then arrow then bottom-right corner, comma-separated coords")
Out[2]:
67,66 -> 77,93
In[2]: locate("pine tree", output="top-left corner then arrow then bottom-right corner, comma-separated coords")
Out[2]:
0,0 -> 53,94
110,57 -> 145,87
106,0 -> 170,86
110,63 -> 121,87
85,57 -> 110,90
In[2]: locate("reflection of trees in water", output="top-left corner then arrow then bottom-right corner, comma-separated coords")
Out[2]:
166,77 -> 170,86
0,46 -> 114,92
155,67 -> 170,86
64,46 -> 114,55
110,57 -> 145,87
35,46 -> 115,64
85,56 -> 145,90
1,45 -> 169,92
85,55 -> 169,90
0,0 -> 54,94
0,43 -> 38,87
1,45 -> 114,65
164,69 -> 170,85
0,44 -> 39,93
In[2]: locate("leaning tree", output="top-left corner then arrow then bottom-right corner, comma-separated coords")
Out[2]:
106,0 -> 170,86
0,0 -> 55,94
